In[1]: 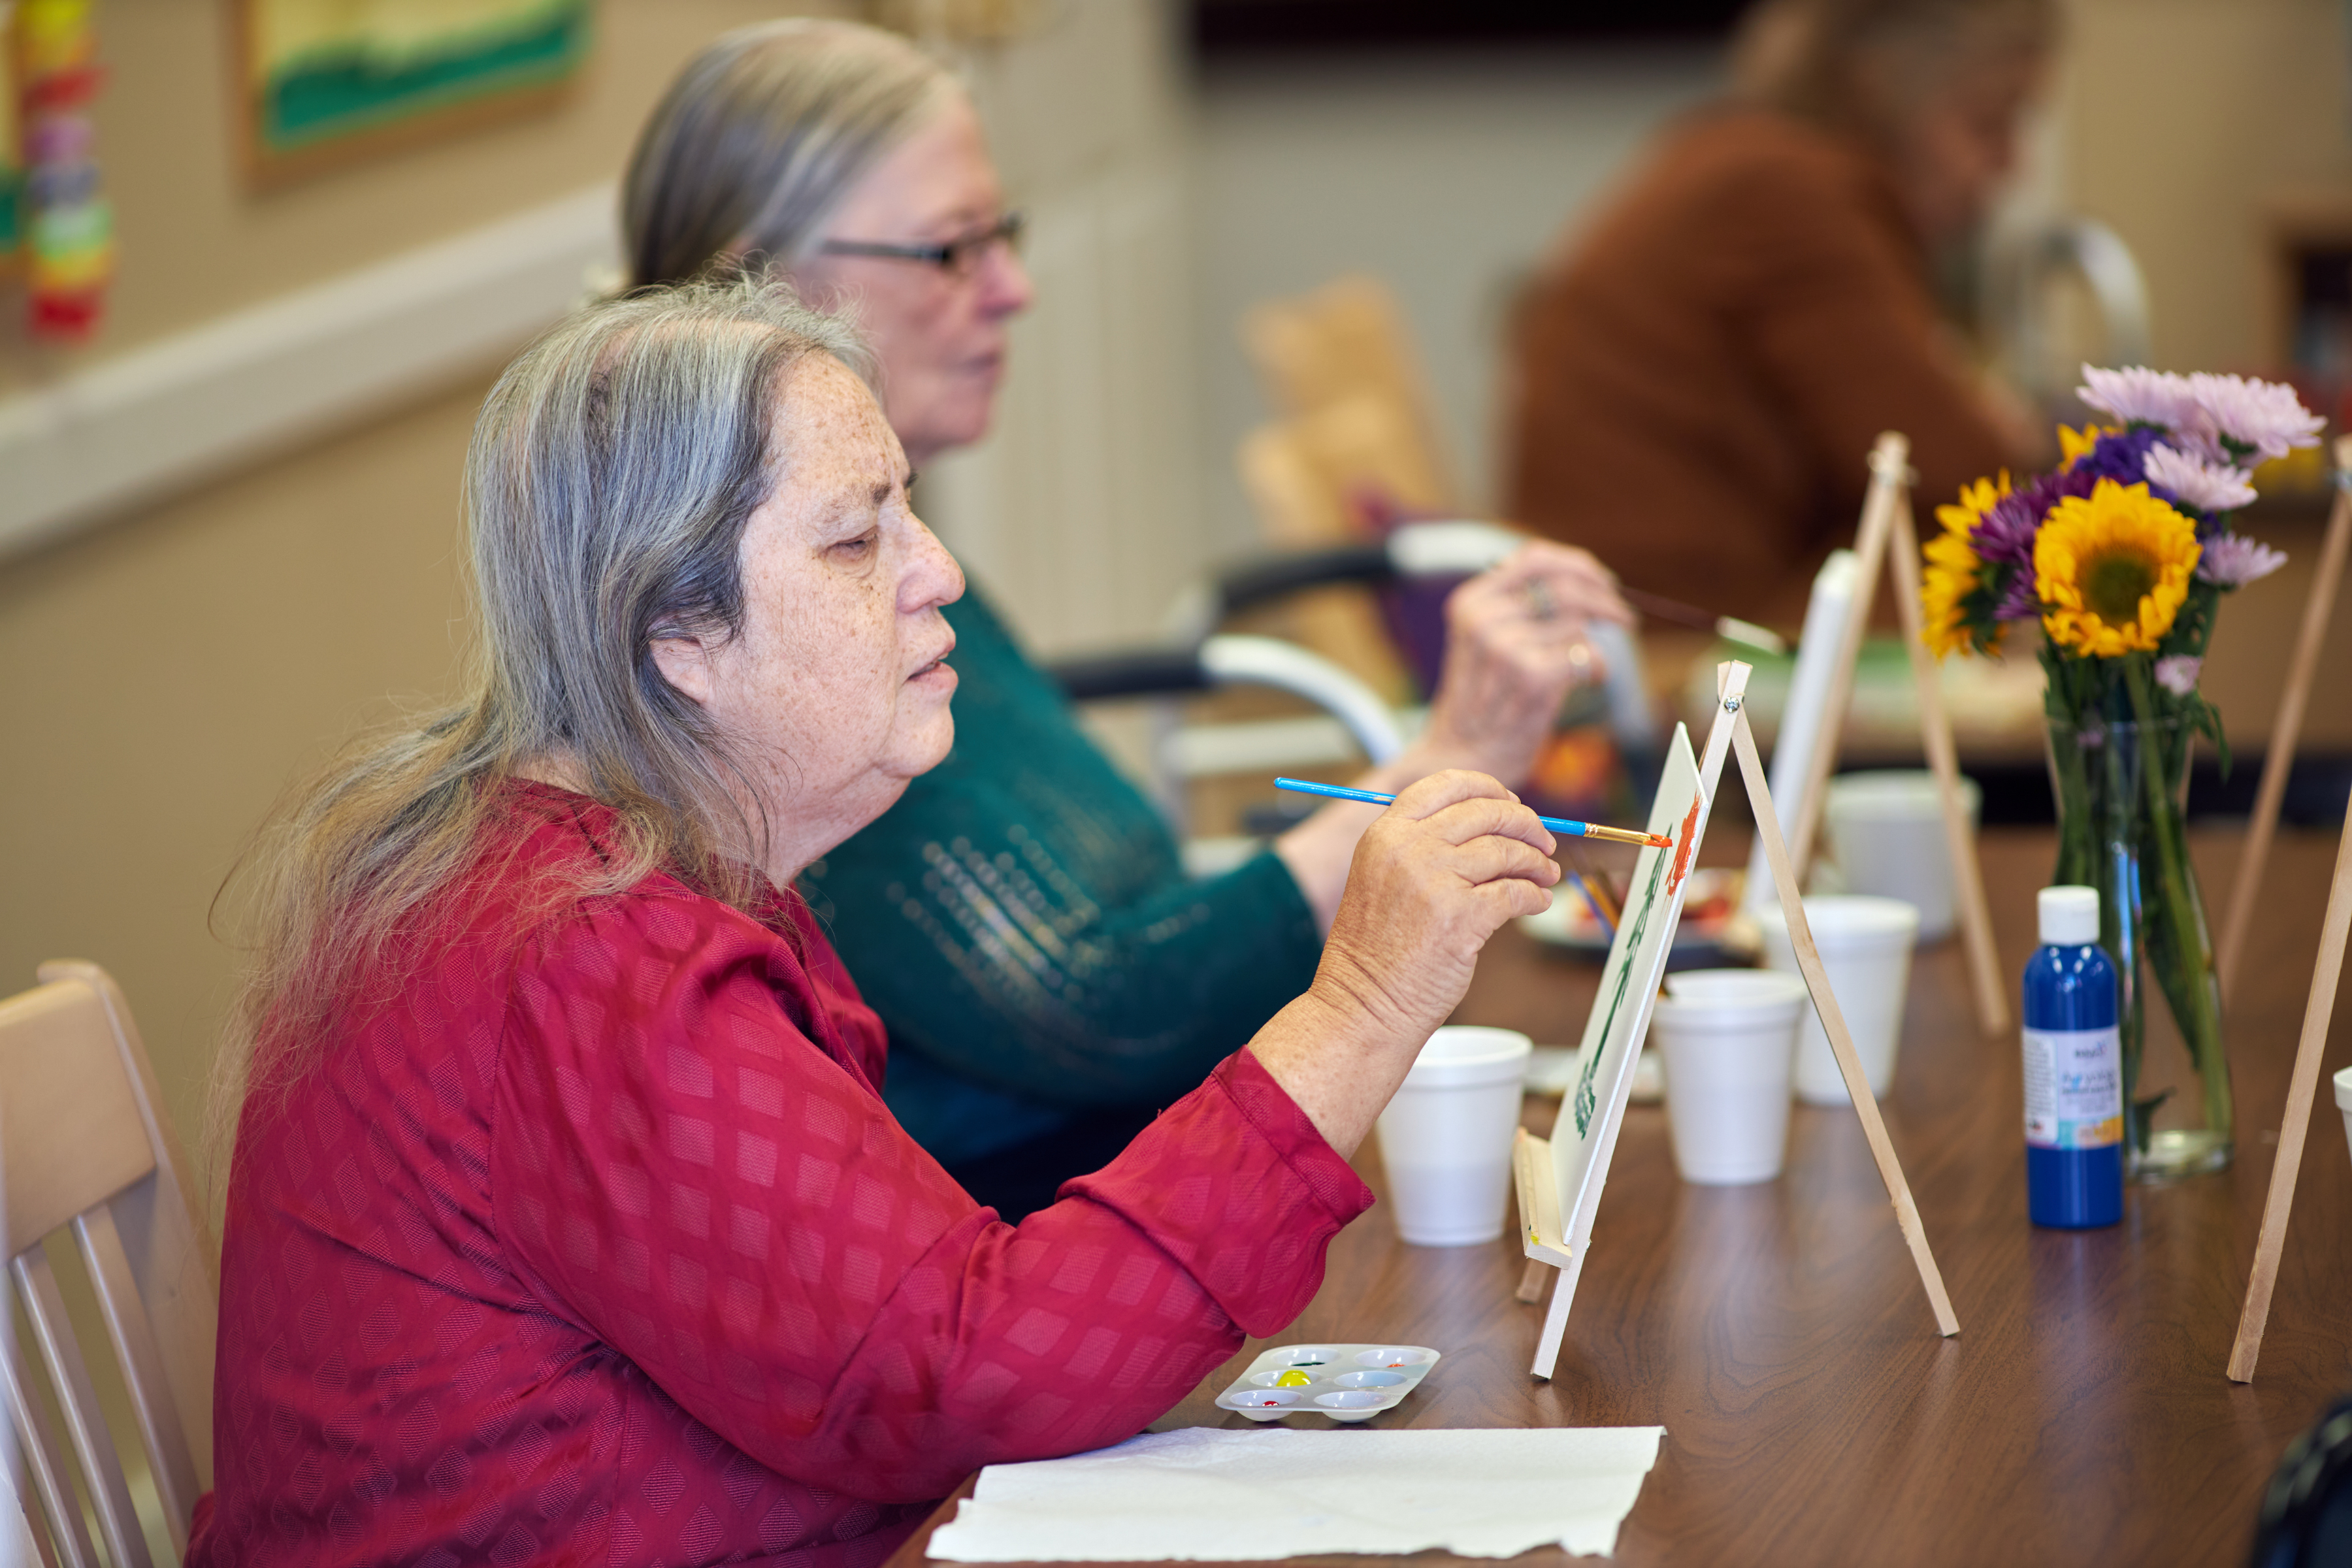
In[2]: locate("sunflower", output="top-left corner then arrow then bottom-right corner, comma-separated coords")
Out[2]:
1922,475 -> 2009,657
2034,479 -> 2201,658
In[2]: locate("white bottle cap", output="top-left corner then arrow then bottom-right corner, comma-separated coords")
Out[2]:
2039,885 -> 2100,947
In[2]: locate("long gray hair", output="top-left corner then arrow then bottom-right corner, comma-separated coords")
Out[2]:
1732,0 -> 2055,136
622,19 -> 960,289
215,275 -> 872,1141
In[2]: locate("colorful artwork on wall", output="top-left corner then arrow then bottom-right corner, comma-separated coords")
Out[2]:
17,0 -> 113,339
1,5 -> 22,267
233,0 -> 594,186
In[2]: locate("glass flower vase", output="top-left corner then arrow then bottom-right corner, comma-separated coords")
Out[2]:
2044,715 -> 2231,1179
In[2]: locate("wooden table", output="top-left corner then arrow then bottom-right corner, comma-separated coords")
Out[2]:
887,827 -> 2352,1567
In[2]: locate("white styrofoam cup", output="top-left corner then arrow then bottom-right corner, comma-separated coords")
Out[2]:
2336,1066 -> 2352,1174
1823,770 -> 1982,942
1375,1026 -> 1531,1245
1651,970 -> 1810,1184
1756,896 -> 1921,1105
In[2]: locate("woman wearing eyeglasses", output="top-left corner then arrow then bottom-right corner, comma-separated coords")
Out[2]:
622,20 -> 1629,1218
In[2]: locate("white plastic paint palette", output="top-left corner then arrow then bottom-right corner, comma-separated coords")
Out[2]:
1212,1343 -> 1441,1423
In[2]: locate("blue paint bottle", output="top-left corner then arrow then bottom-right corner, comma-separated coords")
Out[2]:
2023,885 -> 2123,1228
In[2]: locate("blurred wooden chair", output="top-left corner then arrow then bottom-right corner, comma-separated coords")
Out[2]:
1240,273 -> 1461,506
1233,393 -> 1451,700
1235,276 -> 1467,702
2,960 -> 218,1567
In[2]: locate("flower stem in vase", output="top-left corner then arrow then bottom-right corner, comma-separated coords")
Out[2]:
2123,664 -> 2231,1177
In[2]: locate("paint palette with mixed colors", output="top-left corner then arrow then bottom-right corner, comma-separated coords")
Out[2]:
1212,1343 -> 1441,1422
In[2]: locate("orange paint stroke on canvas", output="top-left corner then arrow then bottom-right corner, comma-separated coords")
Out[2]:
1665,795 -> 1702,895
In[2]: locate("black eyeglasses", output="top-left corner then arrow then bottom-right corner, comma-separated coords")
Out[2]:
819,212 -> 1025,277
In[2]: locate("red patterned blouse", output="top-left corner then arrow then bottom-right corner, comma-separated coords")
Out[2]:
189,781 -> 1371,1567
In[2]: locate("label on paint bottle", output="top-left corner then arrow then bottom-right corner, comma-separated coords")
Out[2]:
2022,1026 -> 2122,1149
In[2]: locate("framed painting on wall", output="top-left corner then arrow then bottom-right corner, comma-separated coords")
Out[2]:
232,0 -> 595,188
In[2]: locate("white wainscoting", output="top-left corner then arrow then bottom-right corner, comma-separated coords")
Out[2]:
0,161 -> 1201,662
0,185 -> 618,563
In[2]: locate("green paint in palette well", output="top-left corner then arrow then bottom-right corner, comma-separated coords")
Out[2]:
263,9 -> 591,151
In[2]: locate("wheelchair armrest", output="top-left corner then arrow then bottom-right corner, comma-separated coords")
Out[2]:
1043,636 -> 1405,766
1043,647 -> 1211,702
1203,523 -> 1526,621
1211,544 -> 1394,618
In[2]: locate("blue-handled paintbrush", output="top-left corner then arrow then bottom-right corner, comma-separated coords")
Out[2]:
1273,777 -> 1673,849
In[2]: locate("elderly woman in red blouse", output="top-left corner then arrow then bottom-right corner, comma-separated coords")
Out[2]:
188,278 -> 1561,1567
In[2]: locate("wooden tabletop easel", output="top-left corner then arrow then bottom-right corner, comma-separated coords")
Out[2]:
1784,432 -> 2010,1039
2224,781 -> 2352,1382
1514,661 -> 1959,1381
2215,436 -> 2352,1004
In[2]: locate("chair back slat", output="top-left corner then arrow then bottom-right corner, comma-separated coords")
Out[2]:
73,1207 -> 197,1558
0,987 -> 155,1253
37,961 -> 218,1500
0,1333 -> 97,1568
1,1437 -> 67,1568
0,964 -> 218,1565
13,1250 -> 154,1568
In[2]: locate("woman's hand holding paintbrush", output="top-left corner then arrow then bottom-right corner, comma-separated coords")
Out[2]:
1266,542 -> 1629,932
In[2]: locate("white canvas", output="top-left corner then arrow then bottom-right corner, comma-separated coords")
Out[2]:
1550,679 -> 1745,1259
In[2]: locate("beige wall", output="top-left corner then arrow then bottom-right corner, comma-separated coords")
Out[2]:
0,1 -> 838,1190
0,0 -> 1203,1195
5,1 -> 857,397
2059,0 -> 2352,374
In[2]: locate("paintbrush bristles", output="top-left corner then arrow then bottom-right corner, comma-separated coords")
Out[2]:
1582,824 -> 1674,850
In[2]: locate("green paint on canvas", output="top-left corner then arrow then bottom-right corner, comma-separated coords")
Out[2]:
1573,840 -> 1674,1139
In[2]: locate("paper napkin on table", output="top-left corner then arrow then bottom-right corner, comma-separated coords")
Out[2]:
924,1425 -> 1667,1561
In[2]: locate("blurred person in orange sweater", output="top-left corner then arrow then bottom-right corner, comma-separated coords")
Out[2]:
1506,0 -> 2054,626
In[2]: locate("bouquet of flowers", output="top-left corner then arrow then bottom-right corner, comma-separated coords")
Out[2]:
1920,365 -> 2321,1175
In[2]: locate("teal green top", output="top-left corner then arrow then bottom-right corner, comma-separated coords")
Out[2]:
800,585 -> 1326,1170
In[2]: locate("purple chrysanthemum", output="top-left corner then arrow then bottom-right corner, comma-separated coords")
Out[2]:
1969,468 -> 2102,621
1972,467 -> 2097,568
1993,570 -> 2040,621
2070,425 -> 2174,496
1972,491 -> 2046,567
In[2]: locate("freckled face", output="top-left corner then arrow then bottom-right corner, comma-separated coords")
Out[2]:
681,355 -> 965,872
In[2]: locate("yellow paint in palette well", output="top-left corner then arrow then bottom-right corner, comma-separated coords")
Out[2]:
1274,1370 -> 1313,1387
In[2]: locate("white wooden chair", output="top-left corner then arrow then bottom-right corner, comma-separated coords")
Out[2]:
0,961 -> 218,1567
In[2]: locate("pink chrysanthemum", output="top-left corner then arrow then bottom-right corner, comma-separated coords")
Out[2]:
2175,373 -> 2325,465
2154,655 -> 2203,696
2142,444 -> 2257,515
2078,365 -> 2195,429
2196,532 -> 2289,589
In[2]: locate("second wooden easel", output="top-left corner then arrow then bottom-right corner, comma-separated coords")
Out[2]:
2224,780 -> 2352,1382
2215,436 -> 2352,1003
1784,432 -> 2010,1038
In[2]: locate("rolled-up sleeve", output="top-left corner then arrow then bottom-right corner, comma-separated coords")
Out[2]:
489,891 -> 1371,1505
